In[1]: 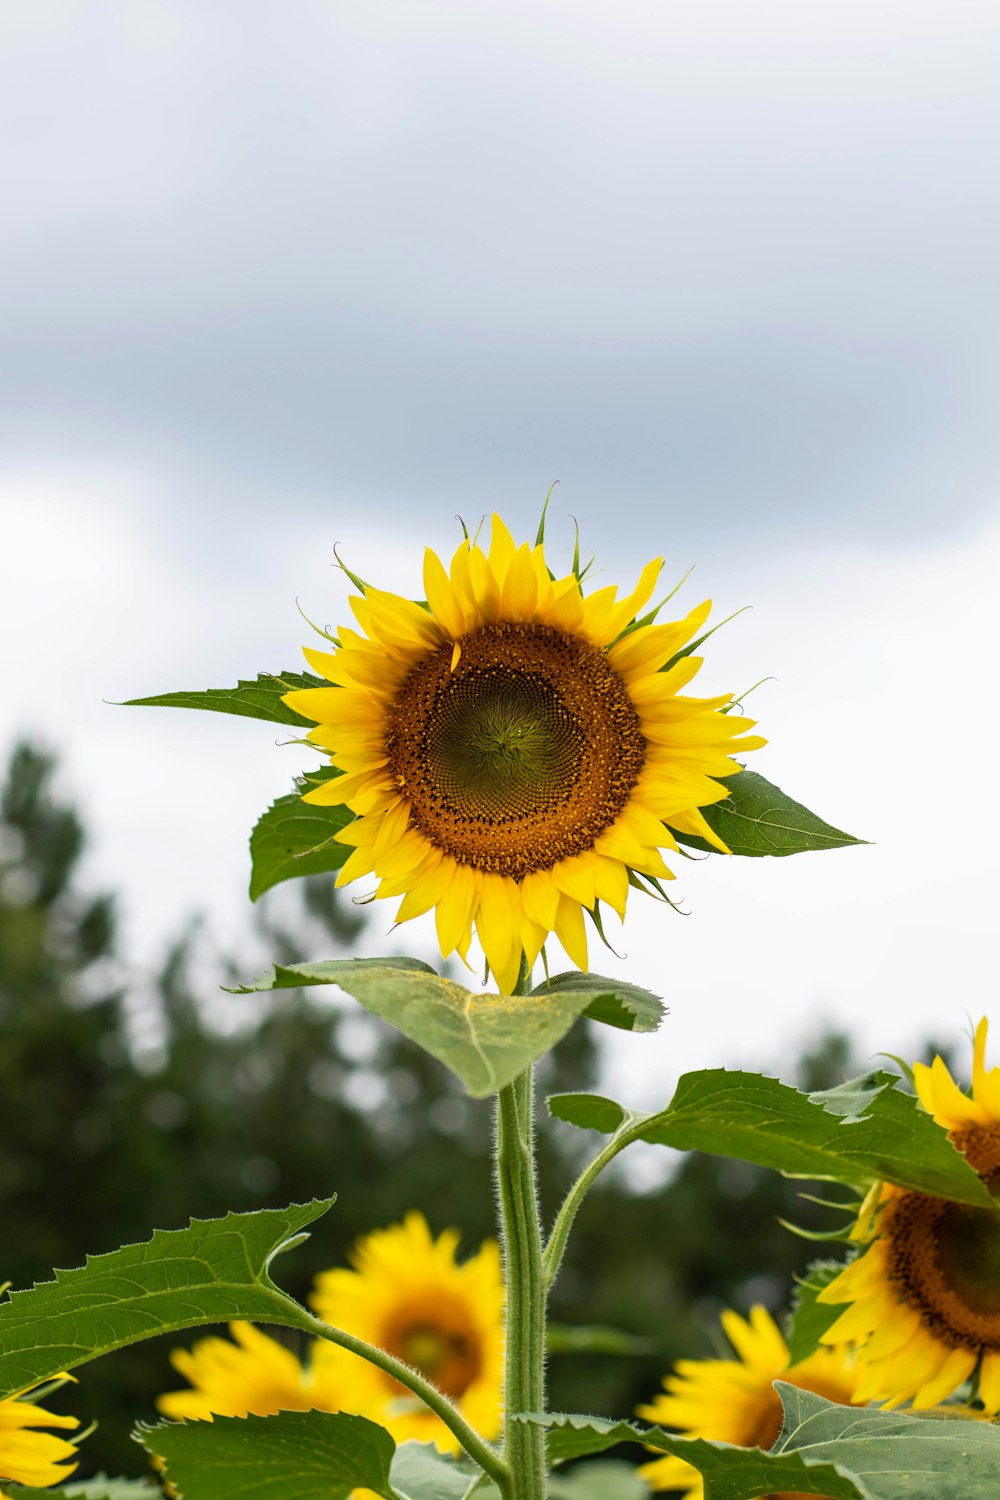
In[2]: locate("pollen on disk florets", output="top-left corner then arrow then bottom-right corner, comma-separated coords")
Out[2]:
282,513 -> 766,992
385,622 -> 646,878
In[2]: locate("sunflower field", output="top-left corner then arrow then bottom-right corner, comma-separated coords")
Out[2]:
2,510 -> 998,1500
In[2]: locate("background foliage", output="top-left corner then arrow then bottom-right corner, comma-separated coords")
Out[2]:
0,740 -> 934,1481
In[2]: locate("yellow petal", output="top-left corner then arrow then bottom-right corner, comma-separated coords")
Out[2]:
979,1349 -> 1000,1415
423,547 -> 468,638
554,894 -> 588,972
477,874 -> 516,978
500,544 -> 539,622
912,1345 -> 977,1409
435,865 -> 479,958
520,868 -> 560,931
487,514 -> 517,586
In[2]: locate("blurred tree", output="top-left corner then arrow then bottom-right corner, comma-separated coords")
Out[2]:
0,740 -> 891,1483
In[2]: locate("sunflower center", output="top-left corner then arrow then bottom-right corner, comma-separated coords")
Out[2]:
385,622 -> 646,878
885,1189 -> 1000,1348
383,1311 -> 482,1400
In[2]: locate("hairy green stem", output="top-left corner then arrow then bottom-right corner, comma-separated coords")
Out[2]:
302,1310 -> 510,1488
496,968 -> 547,1498
542,1123 -> 642,1290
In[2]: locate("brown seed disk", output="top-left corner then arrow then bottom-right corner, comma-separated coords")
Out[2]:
884,1131 -> 1000,1350
381,1303 -> 483,1399
384,622 -> 646,878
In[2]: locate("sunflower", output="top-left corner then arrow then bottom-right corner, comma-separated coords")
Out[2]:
283,514 -> 764,992
0,1381 -> 80,1494
818,1017 -> 1000,1414
310,1211 -> 503,1453
635,1305 -> 863,1498
158,1320 -> 347,1422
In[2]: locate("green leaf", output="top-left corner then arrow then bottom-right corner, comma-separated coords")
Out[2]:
526,1389 -> 1000,1499
249,771 -> 352,900
142,1410 -> 398,1500
773,1383 -> 1000,1498
390,1441 -> 498,1499
546,1461 -> 651,1499
786,1259 -> 853,1364
0,1201 -> 332,1399
120,671 -> 326,729
531,972 -> 664,1033
547,1323 -> 656,1356
550,1070 -> 992,1208
228,960 -> 597,1097
517,1413 -> 864,1497
674,769 -> 866,857
548,1092 -> 629,1133
4,1483 -> 158,1500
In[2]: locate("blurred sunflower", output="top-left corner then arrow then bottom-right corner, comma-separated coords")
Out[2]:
158,1320 -> 346,1422
0,1380 -> 80,1494
284,513 -> 764,991
819,1017 -> 1000,1413
635,1305 -> 862,1497
311,1211 -> 503,1453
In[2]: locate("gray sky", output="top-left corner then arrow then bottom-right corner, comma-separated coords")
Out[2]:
2,1 -> 998,1108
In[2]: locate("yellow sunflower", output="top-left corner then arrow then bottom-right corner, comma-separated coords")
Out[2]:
635,1305 -> 863,1498
283,514 -> 764,992
818,1016 -> 1000,1414
0,1381 -> 80,1494
158,1320 -> 347,1422
310,1211 -> 503,1453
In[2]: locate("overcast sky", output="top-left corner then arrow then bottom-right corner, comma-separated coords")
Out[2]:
2,1 -> 998,1109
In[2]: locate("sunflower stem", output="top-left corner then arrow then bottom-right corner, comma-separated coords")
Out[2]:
300,1311 -> 510,1488
496,965 -> 548,1500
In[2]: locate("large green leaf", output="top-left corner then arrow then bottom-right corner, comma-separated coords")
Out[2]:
786,1258 -> 851,1364
229,960 -> 596,1097
546,1462 -> 651,1499
143,1411 -> 397,1500
674,769 -> 865,857
773,1384 -> 1000,1498
390,1442 -> 498,1499
0,1201 -> 332,1399
120,672 -> 326,729
525,1389 -> 1000,1498
531,972 -> 664,1033
547,1069 -> 992,1207
517,1412 -> 862,1497
249,772 -> 352,900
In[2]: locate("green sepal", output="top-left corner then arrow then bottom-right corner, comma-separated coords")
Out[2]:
228,959 -> 598,1097
547,1069 -> 992,1207
530,971 -> 664,1033
249,767 -> 352,900
675,769 -> 866,857
786,1258 -> 850,1364
0,1201 -> 333,1398
120,671 -> 326,729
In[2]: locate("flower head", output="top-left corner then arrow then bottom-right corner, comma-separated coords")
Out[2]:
284,515 -> 764,990
635,1305 -> 862,1497
310,1211 -> 503,1452
0,1381 -> 80,1493
819,1018 -> 1000,1413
